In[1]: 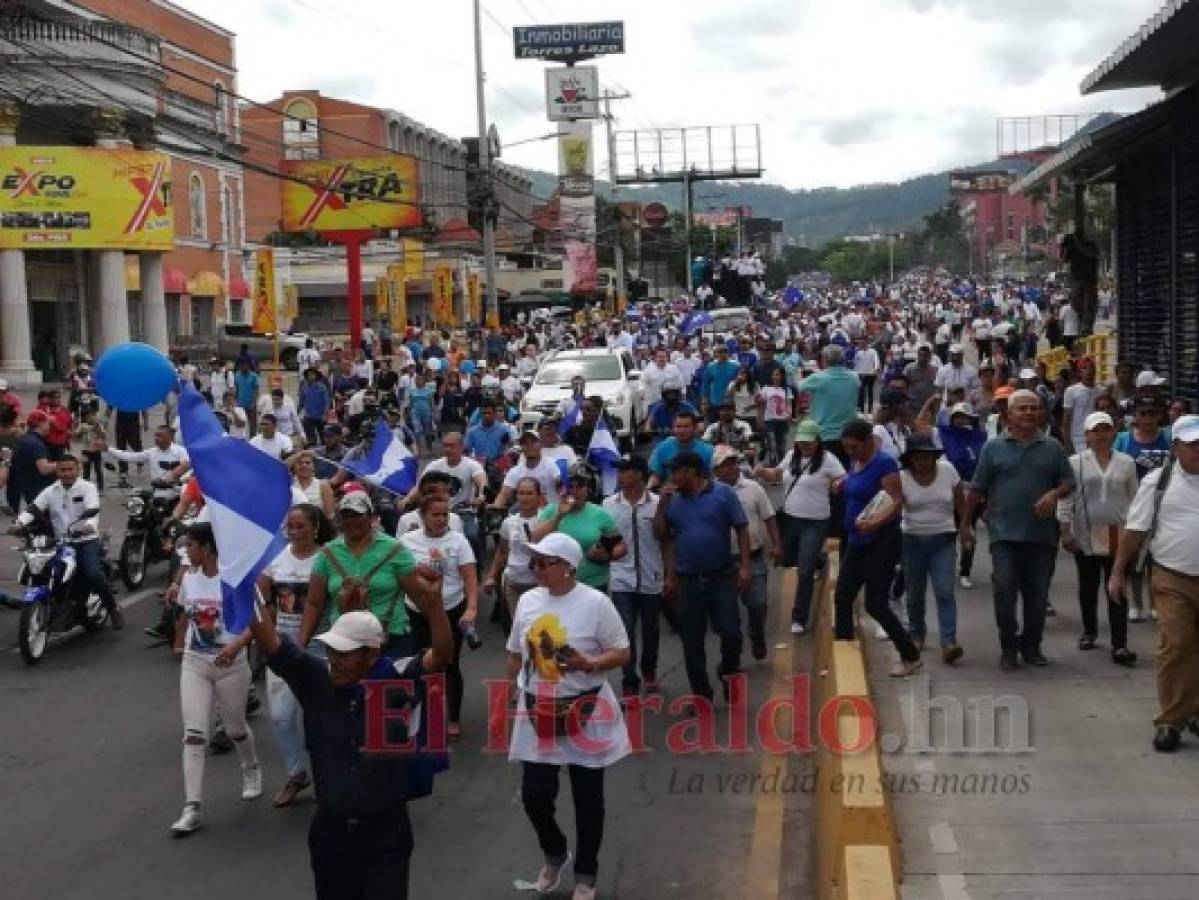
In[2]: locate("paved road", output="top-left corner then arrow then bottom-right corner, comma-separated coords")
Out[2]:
861,541 -> 1199,900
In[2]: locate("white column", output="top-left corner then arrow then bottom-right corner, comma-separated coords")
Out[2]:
140,252 -> 168,353
97,250 -> 130,350
0,118 -> 40,385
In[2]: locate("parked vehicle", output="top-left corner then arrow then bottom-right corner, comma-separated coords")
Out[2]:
214,324 -> 311,370
519,348 -> 645,450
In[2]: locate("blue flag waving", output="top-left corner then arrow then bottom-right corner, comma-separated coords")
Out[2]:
177,382 -> 291,634
587,415 -> 622,497
343,420 -> 419,495
681,310 -> 714,336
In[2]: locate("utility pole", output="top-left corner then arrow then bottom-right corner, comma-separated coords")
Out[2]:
473,0 -> 498,327
683,171 -> 693,294
601,89 -> 631,310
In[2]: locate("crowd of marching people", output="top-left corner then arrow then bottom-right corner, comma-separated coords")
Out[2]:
4,268 -> 1199,899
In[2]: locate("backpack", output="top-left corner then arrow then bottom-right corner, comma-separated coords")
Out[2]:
321,542 -> 405,630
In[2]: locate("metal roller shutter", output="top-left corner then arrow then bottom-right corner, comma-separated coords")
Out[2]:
1173,84 -> 1199,407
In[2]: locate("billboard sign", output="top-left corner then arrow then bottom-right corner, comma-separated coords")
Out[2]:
514,21 -> 624,61
949,170 -> 1013,193
546,66 -> 599,121
557,121 -> 594,198
0,146 -> 173,250
280,155 -> 421,233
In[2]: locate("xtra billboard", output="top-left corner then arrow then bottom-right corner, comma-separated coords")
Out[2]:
514,21 -> 624,61
281,155 -> 421,233
0,146 -> 173,250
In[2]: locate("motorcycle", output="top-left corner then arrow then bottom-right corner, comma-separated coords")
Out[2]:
14,511 -> 117,665
119,477 -> 180,590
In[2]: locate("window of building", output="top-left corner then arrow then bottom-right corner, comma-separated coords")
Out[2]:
388,120 -> 401,151
189,173 -> 206,239
222,185 -> 234,245
283,98 -> 320,161
214,81 -> 227,135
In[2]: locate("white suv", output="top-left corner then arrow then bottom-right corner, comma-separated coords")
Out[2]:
520,348 -> 644,449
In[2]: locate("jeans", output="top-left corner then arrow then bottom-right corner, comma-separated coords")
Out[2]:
738,551 -> 769,649
677,569 -> 741,699
303,416 -> 326,447
267,669 -> 307,777
989,541 -> 1055,657
309,809 -> 413,900
902,532 -> 958,646
409,602 -> 467,723
784,517 -> 828,627
834,529 -> 919,661
521,763 -> 605,883
72,539 -> 117,616
410,407 -> 434,448
1074,552 -> 1127,648
764,420 -> 789,465
610,591 -> 661,690
180,651 -> 257,804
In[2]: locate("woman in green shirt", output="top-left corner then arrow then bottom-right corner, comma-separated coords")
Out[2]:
531,462 -> 626,591
299,491 -> 441,656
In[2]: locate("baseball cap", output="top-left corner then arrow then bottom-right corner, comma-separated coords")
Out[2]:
1018,368 -> 1038,381
1084,411 -> 1114,431
526,533 -> 583,568
1135,370 -> 1167,388
614,455 -> 650,476
712,444 -> 742,468
794,420 -> 820,442
337,491 -> 374,516
1172,414 -> 1199,444
949,402 -> 978,421
314,611 -> 384,653
26,410 -> 48,427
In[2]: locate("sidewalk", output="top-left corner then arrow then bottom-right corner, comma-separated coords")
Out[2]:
865,543 -> 1199,899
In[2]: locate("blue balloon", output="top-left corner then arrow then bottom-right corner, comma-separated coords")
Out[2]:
94,342 -> 178,412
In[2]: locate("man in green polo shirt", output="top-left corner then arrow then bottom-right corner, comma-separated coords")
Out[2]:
300,491 -> 441,656
530,463 -> 625,590
796,344 -> 861,448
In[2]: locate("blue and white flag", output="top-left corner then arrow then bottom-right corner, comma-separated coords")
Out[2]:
587,415 -> 621,497
178,383 -> 290,634
344,419 -> 419,495
783,285 -> 804,306
558,398 -> 582,437
681,310 -> 714,336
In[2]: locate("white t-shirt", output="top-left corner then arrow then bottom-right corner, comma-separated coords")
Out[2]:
1126,465 -> 1199,575
1062,383 -> 1100,449
263,546 -> 318,641
395,510 -> 463,535
400,529 -> 475,609
640,361 -> 682,406
506,583 -> 631,767
500,511 -> 541,585
249,432 -> 293,460
179,571 -> 240,656
873,422 -> 907,459
899,460 -> 960,535
541,444 -> 578,477
1061,305 -> 1080,337
758,385 -> 791,422
777,450 -> 846,520
424,457 -> 485,508
297,347 -> 321,373
504,456 -> 561,499
852,348 -> 880,376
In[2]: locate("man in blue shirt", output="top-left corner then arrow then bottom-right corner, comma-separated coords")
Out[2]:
234,359 -> 260,436
654,450 -> 751,703
464,400 -> 513,465
700,345 -> 741,423
298,368 -> 333,446
648,410 -> 714,489
643,378 -> 697,443
796,344 -> 860,450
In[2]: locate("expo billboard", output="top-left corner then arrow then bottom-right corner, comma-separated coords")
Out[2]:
0,146 -> 173,250
281,155 -> 421,233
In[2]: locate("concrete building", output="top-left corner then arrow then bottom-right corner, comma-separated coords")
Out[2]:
0,0 -> 247,381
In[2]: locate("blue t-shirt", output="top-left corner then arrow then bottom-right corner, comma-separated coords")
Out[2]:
701,360 -> 741,406
299,381 -> 331,419
234,371 -> 259,409
408,384 -> 435,414
648,437 -> 714,478
464,422 -> 511,462
1114,429 -> 1172,482
664,480 -> 748,574
843,451 -> 900,548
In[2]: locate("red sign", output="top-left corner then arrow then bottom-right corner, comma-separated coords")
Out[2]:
642,202 -> 669,229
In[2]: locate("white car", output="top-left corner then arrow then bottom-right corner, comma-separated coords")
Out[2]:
520,348 -> 644,450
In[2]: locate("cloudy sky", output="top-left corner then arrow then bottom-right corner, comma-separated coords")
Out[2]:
179,0 -> 1165,190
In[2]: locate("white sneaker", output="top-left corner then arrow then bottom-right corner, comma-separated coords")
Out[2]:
534,852 -> 572,892
1128,607 -> 1144,622
959,576 -> 973,590
874,624 -> 888,640
790,622 -> 805,635
241,765 -> 263,801
889,658 -> 924,678
572,885 -> 597,900
170,803 -> 204,836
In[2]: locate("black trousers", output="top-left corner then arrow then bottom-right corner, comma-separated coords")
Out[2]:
857,375 -> 877,413
308,809 -> 413,900
1074,552 -> 1128,648
521,762 -> 605,880
834,529 -> 919,662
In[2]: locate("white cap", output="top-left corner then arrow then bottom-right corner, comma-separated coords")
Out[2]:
526,532 -> 583,568
337,491 -> 374,516
712,444 -> 742,468
1084,411 -> 1114,431
949,402 -> 978,421
1136,370 -> 1166,388
0,378 -> 8,391
315,611 -> 385,653
1173,414 -> 1199,443
1019,368 -> 1038,380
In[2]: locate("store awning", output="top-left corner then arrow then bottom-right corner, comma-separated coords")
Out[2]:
164,267 -> 188,294
227,274 -> 250,300
187,270 -> 225,297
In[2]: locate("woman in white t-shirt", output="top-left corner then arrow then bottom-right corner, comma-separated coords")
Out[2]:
484,476 -> 544,631
400,495 -> 477,741
898,434 -> 964,664
755,368 -> 794,465
170,522 -> 261,836
754,419 -> 845,635
289,450 -> 335,520
504,532 -> 631,896
256,503 -> 333,807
